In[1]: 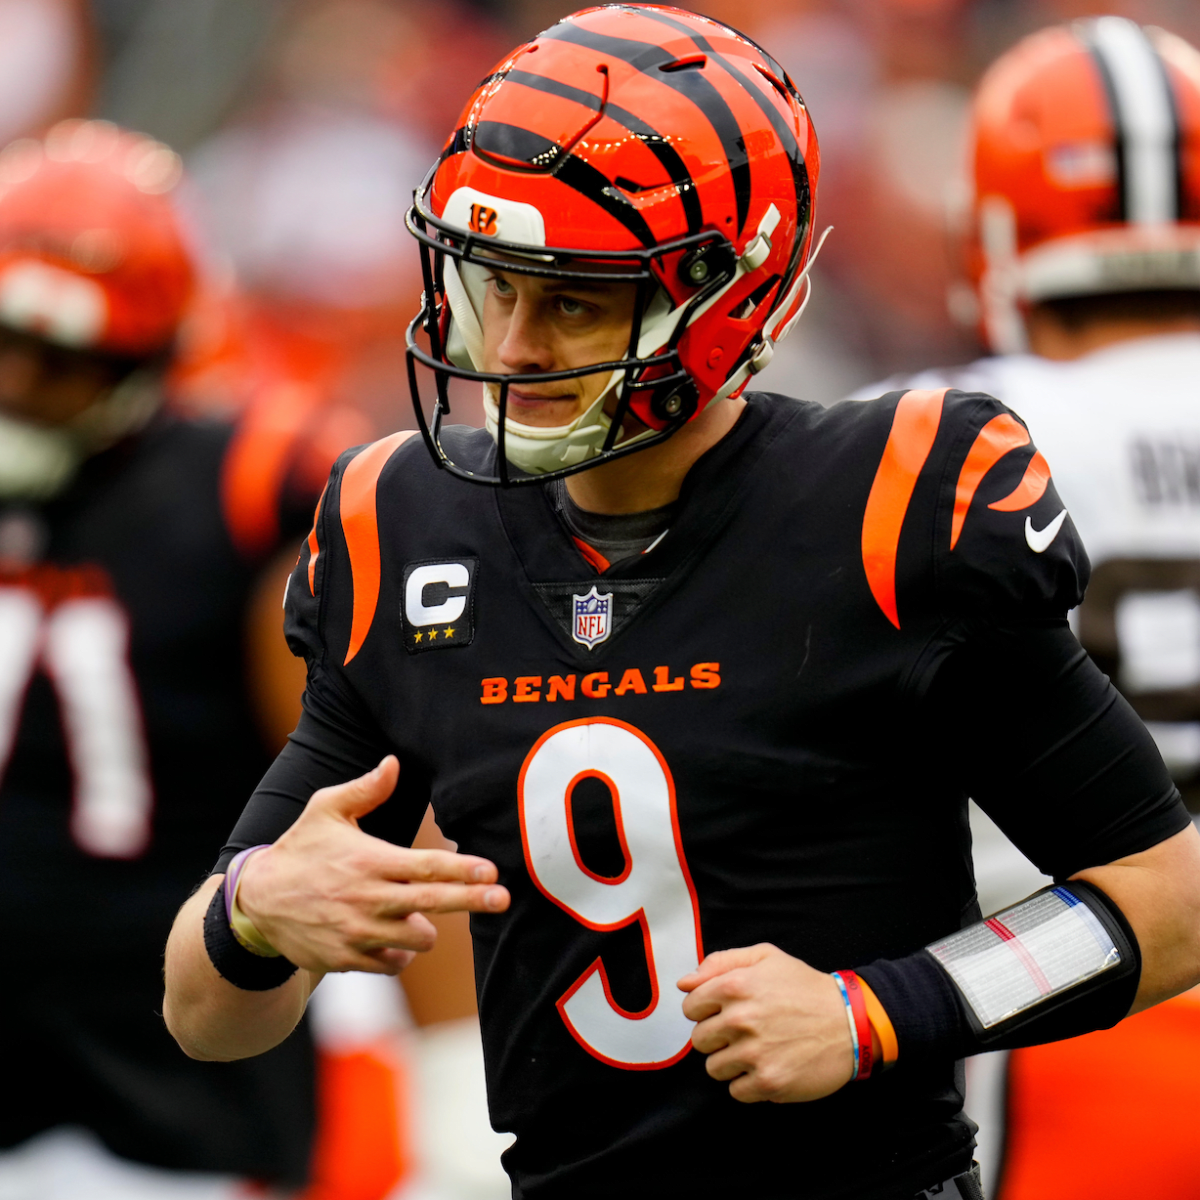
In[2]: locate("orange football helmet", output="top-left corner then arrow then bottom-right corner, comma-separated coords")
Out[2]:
405,3 -> 821,485
966,17 -> 1200,354
0,119 -> 195,359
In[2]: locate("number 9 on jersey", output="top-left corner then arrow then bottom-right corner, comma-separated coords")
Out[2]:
518,718 -> 704,1070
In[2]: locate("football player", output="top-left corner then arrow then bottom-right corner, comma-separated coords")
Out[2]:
164,8 -> 1200,1199
0,120 -> 415,1200
844,18 -> 1200,1197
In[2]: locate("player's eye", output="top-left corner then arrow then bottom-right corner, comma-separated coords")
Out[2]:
488,274 -> 516,297
556,295 -> 589,316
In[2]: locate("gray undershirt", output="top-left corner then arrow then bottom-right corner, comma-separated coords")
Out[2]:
549,478 -> 675,567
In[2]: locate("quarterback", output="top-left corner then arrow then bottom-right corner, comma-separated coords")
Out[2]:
166,8 -> 1200,1199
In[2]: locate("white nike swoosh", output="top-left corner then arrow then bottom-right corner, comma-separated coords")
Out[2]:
1025,509 -> 1067,553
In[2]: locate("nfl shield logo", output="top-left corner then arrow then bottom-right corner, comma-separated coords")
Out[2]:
572,585 -> 613,649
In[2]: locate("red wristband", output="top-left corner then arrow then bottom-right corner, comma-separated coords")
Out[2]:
839,969 -> 874,1080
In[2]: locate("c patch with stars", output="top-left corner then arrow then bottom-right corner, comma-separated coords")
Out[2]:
401,558 -> 477,654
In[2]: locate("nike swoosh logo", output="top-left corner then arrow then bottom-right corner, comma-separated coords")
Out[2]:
1025,509 -> 1067,553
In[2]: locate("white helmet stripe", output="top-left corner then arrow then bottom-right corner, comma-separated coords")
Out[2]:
1085,16 -> 1179,226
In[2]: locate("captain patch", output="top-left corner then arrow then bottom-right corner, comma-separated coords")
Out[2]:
402,558 -> 477,653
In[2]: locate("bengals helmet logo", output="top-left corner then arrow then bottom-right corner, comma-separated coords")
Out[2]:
469,204 -> 499,236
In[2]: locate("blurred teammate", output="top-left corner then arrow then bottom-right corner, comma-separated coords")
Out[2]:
165,8 -> 1200,1199
0,119 -> 411,1200
848,18 -> 1200,1197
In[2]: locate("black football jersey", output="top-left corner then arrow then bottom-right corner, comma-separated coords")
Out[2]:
0,411 -> 317,1181
222,389 -> 1180,1199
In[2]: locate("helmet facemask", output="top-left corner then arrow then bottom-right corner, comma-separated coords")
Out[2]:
405,193 -> 754,487
406,188 -> 823,486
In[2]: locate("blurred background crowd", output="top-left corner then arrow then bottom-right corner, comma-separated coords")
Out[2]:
4,1 -> 1200,1199
8,0 -> 1196,434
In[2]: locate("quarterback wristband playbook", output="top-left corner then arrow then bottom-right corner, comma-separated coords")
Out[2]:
203,846 -> 299,991
857,881 -> 1139,1062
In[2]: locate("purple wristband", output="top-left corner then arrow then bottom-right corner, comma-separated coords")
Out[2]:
223,844 -> 272,929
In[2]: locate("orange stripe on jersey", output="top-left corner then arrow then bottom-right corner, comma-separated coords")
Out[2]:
306,483 -> 328,596
220,383 -> 321,559
989,450 -> 1051,513
950,414 -> 1030,550
861,389 -> 947,630
573,537 -> 611,573
340,431 -> 418,665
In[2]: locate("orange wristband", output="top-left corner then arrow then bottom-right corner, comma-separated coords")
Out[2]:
857,976 -> 899,1067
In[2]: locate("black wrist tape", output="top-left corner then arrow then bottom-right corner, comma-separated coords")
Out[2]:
858,880 -> 1141,1063
203,880 -> 299,991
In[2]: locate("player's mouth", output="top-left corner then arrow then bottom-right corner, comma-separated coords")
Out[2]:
504,386 -> 587,427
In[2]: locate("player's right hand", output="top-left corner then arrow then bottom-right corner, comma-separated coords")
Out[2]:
234,756 -> 510,975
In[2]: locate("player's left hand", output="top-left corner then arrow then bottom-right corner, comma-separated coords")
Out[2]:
678,944 -> 854,1103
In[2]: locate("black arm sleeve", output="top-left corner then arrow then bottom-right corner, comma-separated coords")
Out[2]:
930,618 -> 1189,877
857,620 -> 1189,1064
212,665 -> 418,874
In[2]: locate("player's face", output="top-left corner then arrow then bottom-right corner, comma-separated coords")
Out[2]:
0,326 -> 128,425
480,267 -> 637,428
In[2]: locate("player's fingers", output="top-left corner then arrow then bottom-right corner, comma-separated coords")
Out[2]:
308,757 -> 399,823
329,948 -> 413,976
703,1044 -> 752,1085
379,845 -> 500,885
322,912 -> 439,960
677,944 -> 772,991
727,1072 -> 768,1104
689,1015 -> 733,1055
680,968 -> 752,1022
681,986 -> 726,1024
376,881 -> 510,916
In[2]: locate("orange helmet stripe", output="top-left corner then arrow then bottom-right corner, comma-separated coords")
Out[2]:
862,389 -> 947,630
542,19 -> 754,233
950,414 -> 1031,550
340,431 -> 419,666
505,67 -> 704,235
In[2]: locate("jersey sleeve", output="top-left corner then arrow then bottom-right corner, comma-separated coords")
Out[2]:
865,388 -> 1089,627
931,391 -> 1089,620
215,438 -> 428,872
928,620 -> 1190,879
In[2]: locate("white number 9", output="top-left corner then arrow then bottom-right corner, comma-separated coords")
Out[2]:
518,717 -> 703,1069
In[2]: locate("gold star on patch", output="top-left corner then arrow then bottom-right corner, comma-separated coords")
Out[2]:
428,629 -> 438,640
444,627 -> 455,639
413,631 -> 423,642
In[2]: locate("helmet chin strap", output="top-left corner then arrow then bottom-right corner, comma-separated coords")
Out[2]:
482,369 -> 656,475
0,369 -> 160,501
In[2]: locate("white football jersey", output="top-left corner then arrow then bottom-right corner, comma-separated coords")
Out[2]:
852,329 -> 1200,802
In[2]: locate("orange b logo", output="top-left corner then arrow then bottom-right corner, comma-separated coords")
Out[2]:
469,203 -> 499,236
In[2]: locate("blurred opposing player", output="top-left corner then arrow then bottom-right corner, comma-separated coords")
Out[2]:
0,120 -> 414,1200
848,19 -> 1200,1197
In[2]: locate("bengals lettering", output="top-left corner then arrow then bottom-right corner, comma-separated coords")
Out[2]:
481,663 -> 720,704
